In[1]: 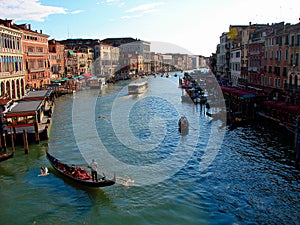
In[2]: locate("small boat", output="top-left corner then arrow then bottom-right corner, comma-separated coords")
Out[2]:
128,80 -> 148,94
178,116 -> 189,134
46,151 -> 116,187
87,77 -> 106,89
0,151 -> 14,162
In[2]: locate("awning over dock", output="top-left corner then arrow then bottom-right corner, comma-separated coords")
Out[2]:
263,101 -> 300,116
22,90 -> 52,101
220,86 -> 256,99
5,100 -> 43,117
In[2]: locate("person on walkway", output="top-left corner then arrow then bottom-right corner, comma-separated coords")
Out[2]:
205,102 -> 210,111
88,159 -> 98,181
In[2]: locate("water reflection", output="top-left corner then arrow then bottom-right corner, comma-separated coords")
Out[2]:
1,76 -> 299,225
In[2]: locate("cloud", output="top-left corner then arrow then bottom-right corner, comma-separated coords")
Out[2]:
121,2 -> 166,19
125,2 -> 166,13
120,14 -> 143,19
98,0 -> 125,7
70,10 -> 84,15
0,0 -> 67,22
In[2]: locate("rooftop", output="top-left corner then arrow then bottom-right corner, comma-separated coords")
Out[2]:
23,90 -> 52,100
6,100 -> 43,115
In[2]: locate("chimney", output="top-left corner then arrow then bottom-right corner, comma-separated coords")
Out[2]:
40,30 -> 42,34
28,24 -> 31,30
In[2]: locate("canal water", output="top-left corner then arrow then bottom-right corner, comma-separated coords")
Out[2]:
0,75 -> 299,225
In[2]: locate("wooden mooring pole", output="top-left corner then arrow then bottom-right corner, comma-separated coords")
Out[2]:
34,122 -> 40,144
23,129 -> 29,154
3,130 -> 8,151
10,128 -> 15,153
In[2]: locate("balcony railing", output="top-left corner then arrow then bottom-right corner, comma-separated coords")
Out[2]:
29,68 -> 46,73
0,71 -> 25,78
0,48 -> 22,54
27,52 -> 45,57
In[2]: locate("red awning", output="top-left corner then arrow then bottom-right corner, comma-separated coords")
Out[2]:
83,74 -> 95,78
220,86 -> 255,98
263,101 -> 300,115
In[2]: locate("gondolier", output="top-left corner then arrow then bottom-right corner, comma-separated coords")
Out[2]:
89,159 -> 98,181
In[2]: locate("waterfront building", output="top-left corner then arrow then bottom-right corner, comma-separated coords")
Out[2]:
0,19 -> 25,99
230,45 -> 241,87
198,55 -> 208,69
58,38 -> 120,80
65,49 -> 77,76
117,38 -> 151,74
215,22 -> 300,103
171,54 -> 190,71
240,23 -> 269,83
59,38 -> 100,60
248,26 -> 268,87
64,49 -> 90,76
216,32 -> 230,85
149,52 -> 163,73
96,42 -> 120,79
75,50 -> 88,76
264,22 -> 300,104
77,46 -> 93,75
160,54 -> 173,72
101,37 -> 137,47
282,23 -> 300,104
264,22 -> 287,90
16,24 -> 50,90
190,55 -> 199,69
118,52 -> 142,76
48,39 -> 65,80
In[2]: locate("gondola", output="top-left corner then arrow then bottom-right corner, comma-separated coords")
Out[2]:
0,151 -> 14,162
46,151 -> 116,187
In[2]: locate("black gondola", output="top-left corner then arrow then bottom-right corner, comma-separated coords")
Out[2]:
46,151 -> 116,188
0,151 -> 14,162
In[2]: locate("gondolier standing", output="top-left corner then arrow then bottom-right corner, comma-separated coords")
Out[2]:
88,159 -> 98,181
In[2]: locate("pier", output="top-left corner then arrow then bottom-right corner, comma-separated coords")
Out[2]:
1,90 -> 55,154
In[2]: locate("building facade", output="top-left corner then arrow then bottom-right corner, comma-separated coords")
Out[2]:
215,21 -> 300,104
0,19 -> 25,99
19,24 -> 50,90
48,39 -> 65,79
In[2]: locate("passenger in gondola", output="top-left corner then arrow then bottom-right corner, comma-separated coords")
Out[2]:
88,159 -> 98,181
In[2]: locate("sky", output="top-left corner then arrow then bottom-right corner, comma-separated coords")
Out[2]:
1,0 -> 300,56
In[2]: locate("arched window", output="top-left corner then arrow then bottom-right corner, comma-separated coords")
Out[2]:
0,82 -> 4,96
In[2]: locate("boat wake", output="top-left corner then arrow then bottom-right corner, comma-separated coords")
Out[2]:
116,176 -> 135,186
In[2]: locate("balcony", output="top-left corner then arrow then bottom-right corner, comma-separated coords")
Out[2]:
29,68 -> 46,73
0,71 -> 25,78
0,48 -> 22,54
27,52 -> 45,57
